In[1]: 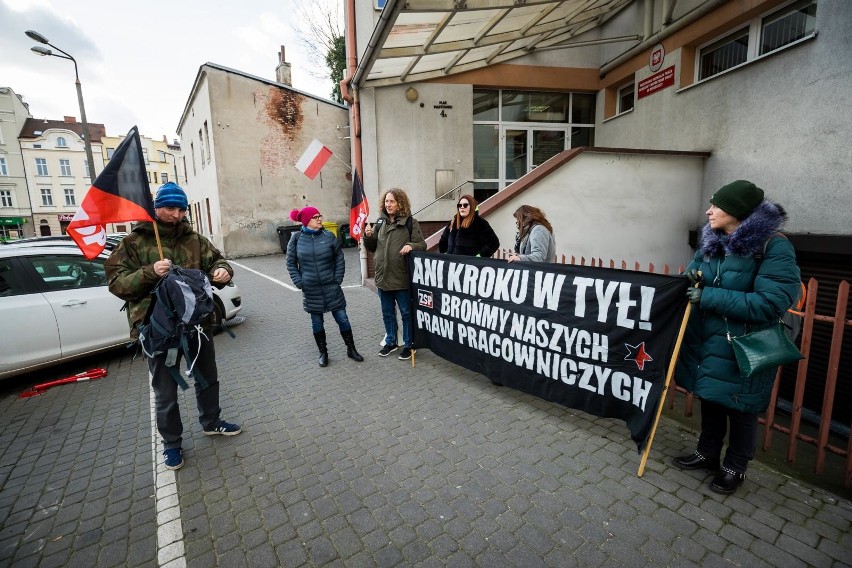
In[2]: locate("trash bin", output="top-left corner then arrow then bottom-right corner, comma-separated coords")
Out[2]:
276,225 -> 300,254
322,221 -> 338,238
339,224 -> 356,248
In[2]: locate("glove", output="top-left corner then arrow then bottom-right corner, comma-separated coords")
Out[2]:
685,268 -> 703,287
686,287 -> 703,304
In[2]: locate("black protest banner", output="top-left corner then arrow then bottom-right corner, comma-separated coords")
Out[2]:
408,252 -> 689,450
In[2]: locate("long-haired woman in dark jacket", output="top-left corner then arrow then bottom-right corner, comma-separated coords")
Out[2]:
673,180 -> 801,495
438,194 -> 500,257
286,206 -> 363,367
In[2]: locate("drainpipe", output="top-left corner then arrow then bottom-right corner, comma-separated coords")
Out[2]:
600,0 -> 728,77
343,0 -> 369,284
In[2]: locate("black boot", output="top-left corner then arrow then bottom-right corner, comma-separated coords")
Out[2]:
314,331 -> 329,367
341,329 -> 364,362
710,468 -> 745,495
673,451 -> 720,472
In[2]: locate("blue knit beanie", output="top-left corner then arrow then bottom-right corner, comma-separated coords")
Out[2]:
154,182 -> 188,209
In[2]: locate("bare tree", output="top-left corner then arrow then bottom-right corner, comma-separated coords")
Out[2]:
292,0 -> 345,103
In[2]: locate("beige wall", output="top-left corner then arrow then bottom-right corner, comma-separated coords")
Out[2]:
21,128 -> 104,237
0,88 -> 33,237
179,66 -> 351,257
483,151 -> 706,269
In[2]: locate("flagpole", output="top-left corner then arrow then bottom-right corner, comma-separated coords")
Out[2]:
152,220 -> 165,260
637,282 -> 697,477
332,154 -> 352,170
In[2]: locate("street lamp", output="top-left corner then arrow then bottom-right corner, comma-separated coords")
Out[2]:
25,29 -> 97,179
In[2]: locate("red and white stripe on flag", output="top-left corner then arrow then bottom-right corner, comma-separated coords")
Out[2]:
295,139 -> 333,180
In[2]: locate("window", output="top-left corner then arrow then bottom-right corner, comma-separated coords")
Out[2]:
698,0 -> 817,81
64,187 -> 76,206
198,129 -> 205,167
699,28 -> 749,80
59,159 -> 72,176
36,158 -> 49,176
106,147 -> 116,159
31,255 -> 108,291
84,160 -> 90,178
618,84 -> 635,114
760,0 -> 816,55
203,121 -> 211,163
142,148 -> 149,165
0,158 -> 7,176
161,172 -> 169,184
158,150 -> 166,162
57,136 -> 67,147
0,190 -> 12,207
40,188 -> 53,206
0,258 -> 30,297
190,142 -> 197,175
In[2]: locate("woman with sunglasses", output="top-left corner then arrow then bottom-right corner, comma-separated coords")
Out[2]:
438,194 -> 500,258
506,205 -> 556,263
286,206 -> 363,367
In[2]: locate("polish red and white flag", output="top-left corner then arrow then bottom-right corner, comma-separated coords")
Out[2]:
295,139 -> 333,180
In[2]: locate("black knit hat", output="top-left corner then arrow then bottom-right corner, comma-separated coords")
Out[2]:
710,180 -> 764,219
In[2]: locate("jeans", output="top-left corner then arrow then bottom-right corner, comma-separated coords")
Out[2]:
696,398 -> 758,474
148,330 -> 221,450
310,310 -> 352,333
378,288 -> 412,347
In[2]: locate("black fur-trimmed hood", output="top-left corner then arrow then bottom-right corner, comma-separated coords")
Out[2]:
700,200 -> 788,259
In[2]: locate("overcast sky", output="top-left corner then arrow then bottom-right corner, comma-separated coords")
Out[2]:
1,0 -> 340,143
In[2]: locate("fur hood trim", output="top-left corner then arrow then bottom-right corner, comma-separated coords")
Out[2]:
700,200 -> 788,259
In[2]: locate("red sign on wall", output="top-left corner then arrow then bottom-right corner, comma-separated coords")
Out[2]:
638,66 -> 675,100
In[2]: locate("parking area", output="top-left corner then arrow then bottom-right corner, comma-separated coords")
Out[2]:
1,248 -> 850,567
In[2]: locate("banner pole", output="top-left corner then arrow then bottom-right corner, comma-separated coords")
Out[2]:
637,297 -> 694,477
152,219 -> 164,261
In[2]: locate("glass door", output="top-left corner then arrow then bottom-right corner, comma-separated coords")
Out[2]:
502,127 -> 568,187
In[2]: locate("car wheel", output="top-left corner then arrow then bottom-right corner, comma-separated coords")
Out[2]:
210,298 -> 225,334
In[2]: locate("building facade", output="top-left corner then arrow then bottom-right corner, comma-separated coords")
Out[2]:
18,116 -> 106,237
345,0 -> 850,251
101,132 -> 184,205
0,87 -> 33,239
177,59 -> 350,257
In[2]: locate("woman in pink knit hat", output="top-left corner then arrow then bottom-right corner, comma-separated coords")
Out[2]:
285,206 -> 363,367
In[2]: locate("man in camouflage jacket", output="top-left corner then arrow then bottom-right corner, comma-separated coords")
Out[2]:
105,182 -> 241,471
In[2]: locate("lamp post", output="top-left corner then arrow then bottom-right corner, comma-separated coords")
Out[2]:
163,151 -> 180,185
26,30 -> 97,179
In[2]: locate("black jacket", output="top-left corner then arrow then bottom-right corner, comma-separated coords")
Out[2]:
438,213 -> 500,257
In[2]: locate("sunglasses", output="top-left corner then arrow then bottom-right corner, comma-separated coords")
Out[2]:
457,203 -> 470,209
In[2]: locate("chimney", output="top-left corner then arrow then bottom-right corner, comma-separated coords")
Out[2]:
276,45 -> 292,86
64,116 -> 76,123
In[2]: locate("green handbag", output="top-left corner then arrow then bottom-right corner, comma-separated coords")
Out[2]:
727,320 -> 804,377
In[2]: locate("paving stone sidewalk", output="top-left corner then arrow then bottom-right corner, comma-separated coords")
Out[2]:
1,249 -> 850,567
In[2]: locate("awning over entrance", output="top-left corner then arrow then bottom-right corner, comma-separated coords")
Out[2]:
354,0 -> 634,88
0,217 -> 28,226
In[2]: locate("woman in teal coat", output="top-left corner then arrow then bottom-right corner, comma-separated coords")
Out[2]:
673,180 -> 801,495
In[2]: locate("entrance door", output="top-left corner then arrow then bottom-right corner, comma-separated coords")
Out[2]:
502,127 -> 568,187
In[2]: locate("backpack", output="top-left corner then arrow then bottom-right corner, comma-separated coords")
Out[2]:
138,265 -> 216,390
756,234 -> 807,342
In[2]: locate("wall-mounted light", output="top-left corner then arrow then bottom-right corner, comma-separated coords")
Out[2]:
405,87 -> 419,103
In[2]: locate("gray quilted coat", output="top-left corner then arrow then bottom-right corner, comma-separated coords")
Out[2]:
286,228 -> 346,314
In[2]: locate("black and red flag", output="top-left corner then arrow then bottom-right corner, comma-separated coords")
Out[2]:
67,126 -> 155,259
348,168 -> 369,242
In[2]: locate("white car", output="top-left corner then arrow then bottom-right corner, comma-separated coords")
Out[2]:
0,238 -> 241,380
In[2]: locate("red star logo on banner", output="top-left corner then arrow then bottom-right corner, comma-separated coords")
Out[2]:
625,342 -> 653,371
